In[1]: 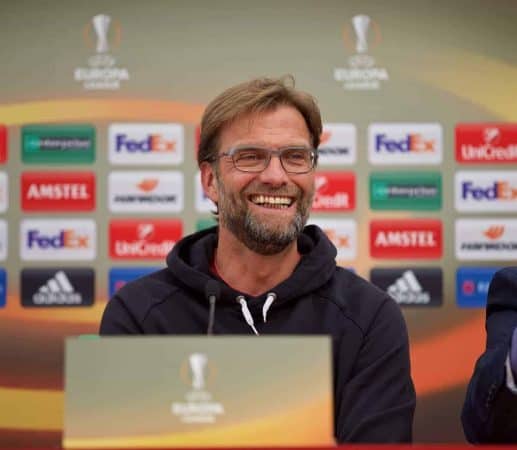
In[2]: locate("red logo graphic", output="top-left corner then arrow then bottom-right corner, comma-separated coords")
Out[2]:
370,219 -> 442,259
312,172 -> 355,212
483,225 -> 505,240
456,123 -> 517,163
0,125 -> 7,163
109,219 -> 182,259
21,172 -> 95,211
137,178 -> 159,192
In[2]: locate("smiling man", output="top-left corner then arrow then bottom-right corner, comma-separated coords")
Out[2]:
100,76 -> 416,442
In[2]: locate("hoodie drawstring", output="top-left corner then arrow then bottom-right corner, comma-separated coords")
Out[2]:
236,293 -> 277,335
262,292 -> 276,323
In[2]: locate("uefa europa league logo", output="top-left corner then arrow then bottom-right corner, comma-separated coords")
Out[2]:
351,15 -> 370,54
92,14 -> 111,54
189,353 -> 208,391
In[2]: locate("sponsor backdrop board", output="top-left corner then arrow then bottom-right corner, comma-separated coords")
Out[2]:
1,0 -> 516,445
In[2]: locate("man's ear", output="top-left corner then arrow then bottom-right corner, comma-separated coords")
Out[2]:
200,161 -> 219,203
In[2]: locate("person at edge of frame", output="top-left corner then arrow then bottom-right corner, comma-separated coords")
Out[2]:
100,75 -> 416,443
463,266 -> 517,442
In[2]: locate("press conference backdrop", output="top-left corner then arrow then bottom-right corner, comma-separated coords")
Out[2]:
1,0 -> 516,445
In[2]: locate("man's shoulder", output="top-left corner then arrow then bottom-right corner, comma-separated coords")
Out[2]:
320,267 -> 400,334
113,268 -> 180,310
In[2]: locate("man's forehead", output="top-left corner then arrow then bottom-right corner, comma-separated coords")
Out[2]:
219,106 -> 311,145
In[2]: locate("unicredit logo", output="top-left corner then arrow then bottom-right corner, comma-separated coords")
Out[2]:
109,219 -> 182,259
370,219 -> 442,258
456,123 -> 517,163
312,172 -> 355,212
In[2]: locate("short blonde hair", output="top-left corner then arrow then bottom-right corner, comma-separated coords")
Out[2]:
198,75 -> 322,166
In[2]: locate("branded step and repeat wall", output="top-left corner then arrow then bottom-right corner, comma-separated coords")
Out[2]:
1,0 -> 516,445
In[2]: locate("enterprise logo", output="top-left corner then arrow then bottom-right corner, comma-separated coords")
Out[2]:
368,123 -> 442,165
22,124 -> 95,164
455,171 -> 517,212
370,172 -> 441,210
455,219 -> 517,260
456,267 -> 498,308
109,123 -> 184,165
370,267 -> 442,307
456,124 -> 517,163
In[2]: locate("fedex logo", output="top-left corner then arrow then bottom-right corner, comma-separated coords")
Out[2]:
109,123 -> 184,165
27,230 -> 90,249
370,219 -> 442,259
308,219 -> 356,262
455,171 -> 517,212
375,134 -> 435,153
115,134 -> 175,152
456,123 -> 517,163
368,123 -> 442,165
312,172 -> 355,212
20,219 -> 96,261
318,124 -> 356,165
109,219 -> 182,260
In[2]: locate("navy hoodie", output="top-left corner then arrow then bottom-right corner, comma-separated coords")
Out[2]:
100,225 -> 415,442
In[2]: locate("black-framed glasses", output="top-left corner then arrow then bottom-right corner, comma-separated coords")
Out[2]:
207,146 -> 318,174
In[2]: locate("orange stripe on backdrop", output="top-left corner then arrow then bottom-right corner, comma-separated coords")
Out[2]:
0,314 -> 488,431
0,99 -> 205,125
410,311 -> 485,396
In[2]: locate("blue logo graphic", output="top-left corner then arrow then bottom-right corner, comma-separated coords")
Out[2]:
109,267 -> 160,298
456,267 -> 499,308
0,269 -> 6,307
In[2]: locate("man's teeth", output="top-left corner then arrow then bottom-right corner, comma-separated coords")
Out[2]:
250,195 -> 293,208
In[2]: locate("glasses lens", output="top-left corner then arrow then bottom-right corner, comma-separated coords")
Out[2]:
232,148 -> 268,171
281,148 -> 313,173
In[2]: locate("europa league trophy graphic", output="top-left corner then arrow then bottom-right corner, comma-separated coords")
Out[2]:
189,353 -> 208,391
352,15 -> 370,54
92,14 -> 111,54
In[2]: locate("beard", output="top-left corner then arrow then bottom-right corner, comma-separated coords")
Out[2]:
217,179 -> 313,255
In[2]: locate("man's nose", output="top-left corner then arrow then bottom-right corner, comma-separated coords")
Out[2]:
258,154 -> 289,185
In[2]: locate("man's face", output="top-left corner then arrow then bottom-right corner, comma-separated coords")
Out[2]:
201,105 -> 315,255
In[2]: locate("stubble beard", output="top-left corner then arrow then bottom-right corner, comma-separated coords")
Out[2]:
217,180 -> 314,256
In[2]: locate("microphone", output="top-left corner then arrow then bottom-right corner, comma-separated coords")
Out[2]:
205,280 -> 220,335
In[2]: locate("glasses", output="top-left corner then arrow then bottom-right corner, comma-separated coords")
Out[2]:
208,146 -> 318,174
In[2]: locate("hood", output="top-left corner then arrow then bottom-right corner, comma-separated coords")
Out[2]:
166,224 -> 337,309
